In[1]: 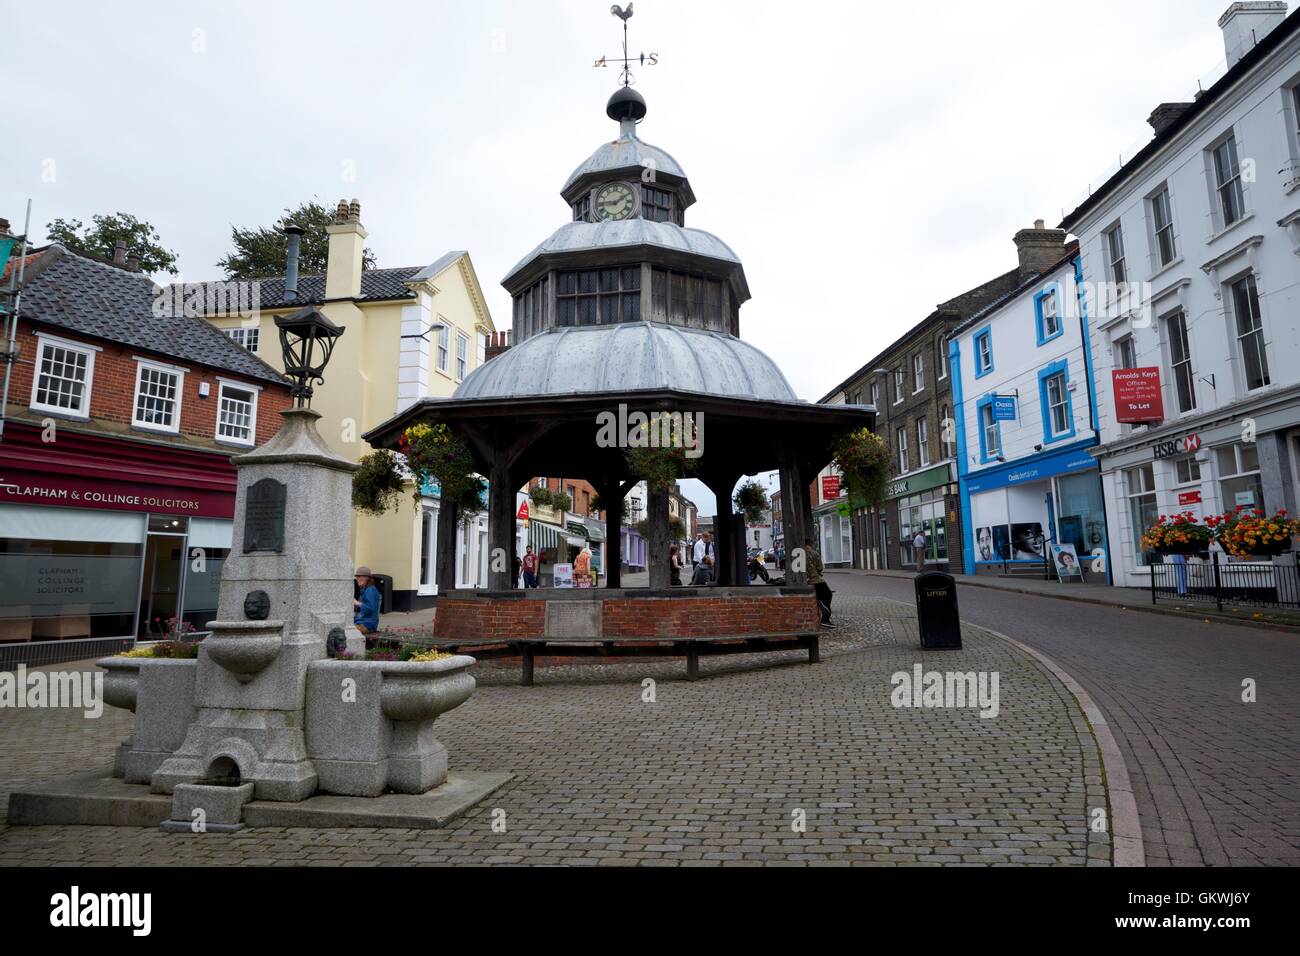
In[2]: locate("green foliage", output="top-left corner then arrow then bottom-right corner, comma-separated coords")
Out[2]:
352,450 -> 407,516
46,213 -> 178,275
624,412 -> 698,492
216,200 -> 377,280
831,428 -> 891,509
400,424 -> 484,516
733,480 -> 770,525
529,486 -> 572,512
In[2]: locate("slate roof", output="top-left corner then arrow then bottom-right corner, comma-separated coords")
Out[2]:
179,266 -> 424,313
17,246 -> 288,386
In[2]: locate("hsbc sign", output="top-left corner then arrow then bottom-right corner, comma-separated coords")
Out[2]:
1153,433 -> 1201,460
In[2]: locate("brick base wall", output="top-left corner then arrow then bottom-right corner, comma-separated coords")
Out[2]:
434,593 -> 819,641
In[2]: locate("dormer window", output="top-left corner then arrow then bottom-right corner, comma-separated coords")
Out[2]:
642,186 -> 674,223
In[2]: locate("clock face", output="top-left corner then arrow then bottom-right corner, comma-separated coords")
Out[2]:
594,182 -> 637,222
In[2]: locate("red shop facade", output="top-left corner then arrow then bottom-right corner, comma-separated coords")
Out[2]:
0,422 -> 238,646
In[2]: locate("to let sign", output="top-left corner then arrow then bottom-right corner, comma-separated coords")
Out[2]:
1113,368 -> 1164,423
821,476 -> 841,500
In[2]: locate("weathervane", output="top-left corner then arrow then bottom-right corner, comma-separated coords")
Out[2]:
595,4 -> 658,87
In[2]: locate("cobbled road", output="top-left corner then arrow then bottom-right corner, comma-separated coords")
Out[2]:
830,572 -> 1300,866
0,596 -> 1110,867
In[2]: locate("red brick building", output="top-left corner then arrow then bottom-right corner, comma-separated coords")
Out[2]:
0,244 -> 291,653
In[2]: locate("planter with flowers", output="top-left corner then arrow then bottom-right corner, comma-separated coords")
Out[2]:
1207,506 -> 1299,559
1141,512 -> 1213,557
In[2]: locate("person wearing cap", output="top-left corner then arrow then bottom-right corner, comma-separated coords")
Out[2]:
353,566 -> 382,635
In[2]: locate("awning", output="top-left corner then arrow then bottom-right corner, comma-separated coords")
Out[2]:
583,516 -> 606,541
529,520 -> 564,552
566,536 -> 587,548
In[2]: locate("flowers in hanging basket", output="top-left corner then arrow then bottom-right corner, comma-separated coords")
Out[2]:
352,423 -> 486,516
830,428 -> 890,509
1207,506 -> 1299,559
1141,511 -> 1212,554
624,411 -> 699,492
732,480 -> 770,525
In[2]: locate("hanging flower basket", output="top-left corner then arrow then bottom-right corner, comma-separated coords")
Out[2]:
353,424 -> 485,516
1207,506 -> 1299,559
830,428 -> 890,509
624,412 -> 698,492
1142,512 -> 1212,556
733,480 -> 769,525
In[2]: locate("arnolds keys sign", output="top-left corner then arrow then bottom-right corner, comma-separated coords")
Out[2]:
1113,367 -> 1164,424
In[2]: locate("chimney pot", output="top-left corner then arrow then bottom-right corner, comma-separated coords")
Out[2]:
348,199 -> 361,223
335,200 -> 349,223
113,240 -> 128,265
283,225 -> 305,303
125,249 -> 141,272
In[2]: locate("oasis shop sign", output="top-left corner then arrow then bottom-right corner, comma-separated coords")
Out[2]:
0,472 -> 230,517
1152,433 -> 1201,460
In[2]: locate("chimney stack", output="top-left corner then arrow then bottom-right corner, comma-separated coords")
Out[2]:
325,197 -> 367,300
484,330 -> 513,362
1013,220 -> 1068,281
283,225 -> 305,303
113,240 -> 128,266
1147,102 -> 1194,135
1219,2 -> 1287,68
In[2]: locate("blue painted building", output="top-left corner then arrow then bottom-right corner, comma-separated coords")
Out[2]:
949,235 -> 1112,581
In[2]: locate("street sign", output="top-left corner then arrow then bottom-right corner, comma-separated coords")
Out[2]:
821,475 -> 841,500
991,396 -> 1017,421
1113,368 -> 1164,423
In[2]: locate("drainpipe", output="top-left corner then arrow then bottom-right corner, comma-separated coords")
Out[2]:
0,200 -> 33,444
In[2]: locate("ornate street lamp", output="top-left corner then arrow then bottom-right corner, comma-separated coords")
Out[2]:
274,306 -> 344,408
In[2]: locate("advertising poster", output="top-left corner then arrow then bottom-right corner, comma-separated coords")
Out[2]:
552,563 -> 574,589
1050,543 -> 1083,580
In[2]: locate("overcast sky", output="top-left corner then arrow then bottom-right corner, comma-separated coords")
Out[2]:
2,0 -> 1268,515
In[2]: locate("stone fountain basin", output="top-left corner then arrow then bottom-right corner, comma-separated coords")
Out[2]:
201,620 -> 285,682
378,656 -> 477,722
97,656 -> 142,712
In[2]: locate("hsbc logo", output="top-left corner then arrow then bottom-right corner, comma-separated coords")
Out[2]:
1153,433 -> 1201,459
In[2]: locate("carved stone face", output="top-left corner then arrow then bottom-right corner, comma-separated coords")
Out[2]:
327,627 -> 347,658
243,590 -> 271,621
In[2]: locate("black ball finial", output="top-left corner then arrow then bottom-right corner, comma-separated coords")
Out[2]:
606,86 -> 647,123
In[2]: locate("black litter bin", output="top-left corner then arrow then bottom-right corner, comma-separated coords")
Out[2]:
370,573 -> 394,615
915,571 -> 962,649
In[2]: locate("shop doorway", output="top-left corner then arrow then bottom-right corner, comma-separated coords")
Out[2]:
137,516 -> 189,638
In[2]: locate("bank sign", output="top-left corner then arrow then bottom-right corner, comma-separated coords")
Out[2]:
1153,433 -> 1201,460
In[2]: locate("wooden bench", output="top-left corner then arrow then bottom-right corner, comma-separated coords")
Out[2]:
429,632 -> 820,685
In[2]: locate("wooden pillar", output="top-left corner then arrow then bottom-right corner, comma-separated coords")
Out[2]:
647,482 -> 671,589
780,457 -> 808,586
487,457 -> 517,591
715,489 -> 735,586
601,483 -> 623,589
436,498 -> 459,594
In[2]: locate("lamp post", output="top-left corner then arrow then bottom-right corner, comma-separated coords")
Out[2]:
274,306 -> 344,408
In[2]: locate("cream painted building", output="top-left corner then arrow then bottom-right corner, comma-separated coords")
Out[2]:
197,201 -> 497,609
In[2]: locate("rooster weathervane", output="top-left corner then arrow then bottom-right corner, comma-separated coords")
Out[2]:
595,4 -> 658,88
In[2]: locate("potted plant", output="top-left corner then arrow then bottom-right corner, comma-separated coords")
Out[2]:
1141,512 -> 1212,556
1207,506 -> 1299,559
830,428 -> 890,509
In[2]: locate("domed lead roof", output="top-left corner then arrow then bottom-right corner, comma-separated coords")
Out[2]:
455,323 -> 798,403
503,218 -> 741,288
562,131 -> 687,193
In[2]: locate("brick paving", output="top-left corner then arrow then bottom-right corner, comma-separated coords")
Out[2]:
835,572 -> 1300,866
0,596 -> 1110,866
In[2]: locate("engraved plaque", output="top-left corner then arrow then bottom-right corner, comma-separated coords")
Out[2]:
243,478 -> 286,554
545,600 -> 602,638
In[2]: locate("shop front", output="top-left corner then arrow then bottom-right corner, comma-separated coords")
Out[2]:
962,443 -> 1108,580
0,423 -> 238,650
885,462 -> 960,573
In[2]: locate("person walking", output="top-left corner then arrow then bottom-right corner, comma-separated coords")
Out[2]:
353,566 -> 382,636
912,528 -> 927,573
804,536 -> 836,628
521,545 -> 539,589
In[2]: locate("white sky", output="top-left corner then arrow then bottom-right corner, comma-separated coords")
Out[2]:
2,0 -> 1269,515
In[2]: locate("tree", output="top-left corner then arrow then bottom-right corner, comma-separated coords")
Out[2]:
45,213 -> 178,275
217,200 -> 377,280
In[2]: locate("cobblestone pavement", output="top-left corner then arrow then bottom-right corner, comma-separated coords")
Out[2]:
834,573 -> 1300,867
0,596 -> 1110,866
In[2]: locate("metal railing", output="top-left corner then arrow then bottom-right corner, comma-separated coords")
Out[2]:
1150,552 -> 1300,611
0,636 -> 136,672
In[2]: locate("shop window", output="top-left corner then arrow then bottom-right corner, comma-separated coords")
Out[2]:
216,382 -> 257,445
1216,443 -> 1264,514
31,335 -> 96,419
133,361 -> 183,433
1125,465 -> 1158,566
